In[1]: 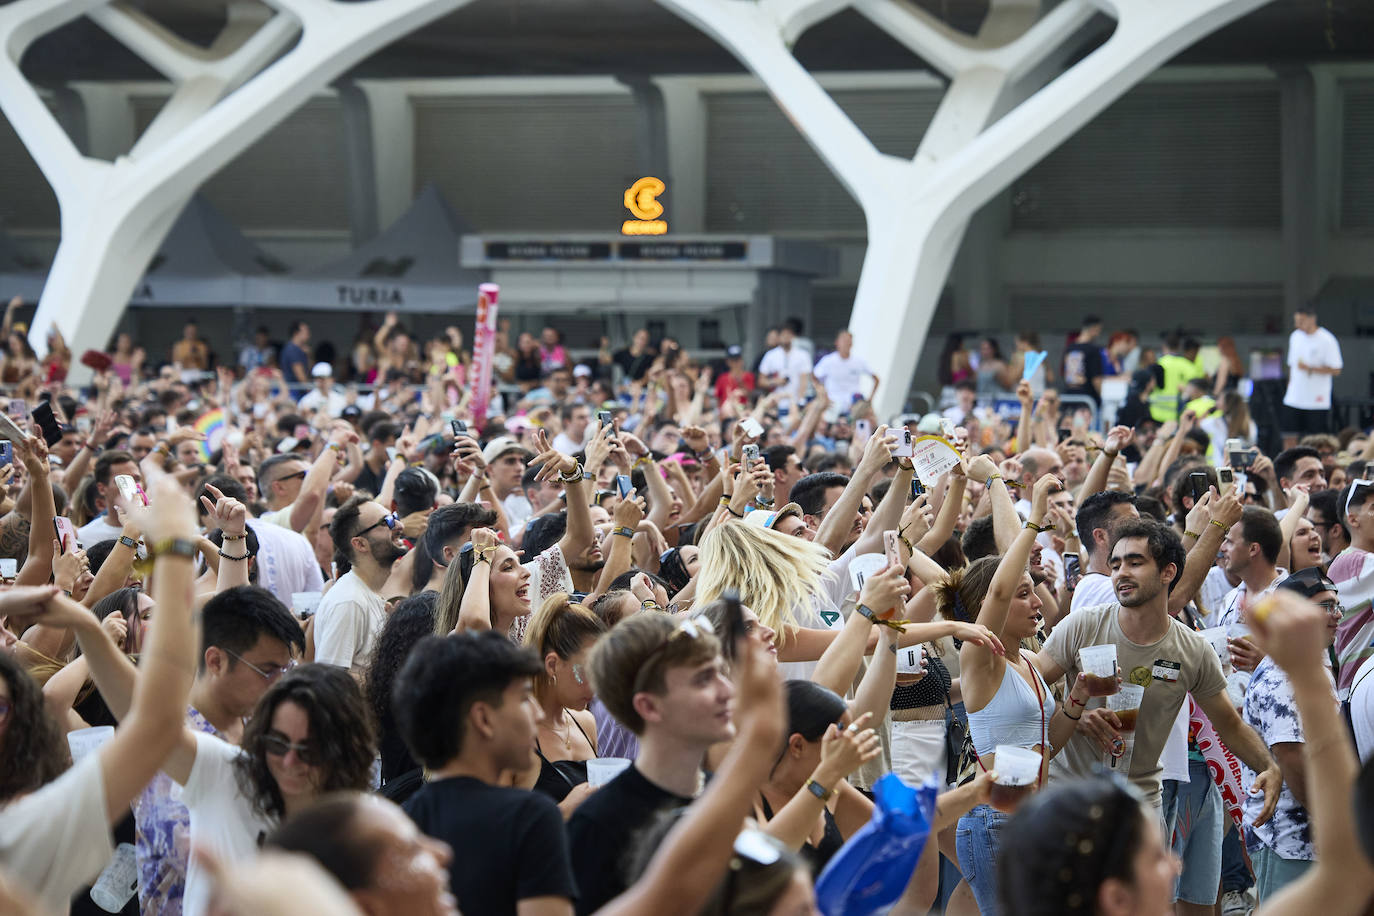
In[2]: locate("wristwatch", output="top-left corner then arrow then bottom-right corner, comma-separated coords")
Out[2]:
806,778 -> 834,802
150,537 -> 197,560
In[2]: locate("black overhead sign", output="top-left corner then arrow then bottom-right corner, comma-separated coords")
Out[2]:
482,240 -> 749,263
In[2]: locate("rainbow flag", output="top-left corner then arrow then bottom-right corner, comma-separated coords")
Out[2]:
195,408 -> 226,461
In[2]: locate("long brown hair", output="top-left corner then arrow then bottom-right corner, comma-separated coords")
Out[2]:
234,665 -> 376,820
0,654 -> 69,803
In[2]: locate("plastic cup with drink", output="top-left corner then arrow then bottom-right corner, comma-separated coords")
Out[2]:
988,745 -> 1040,813
1107,684 -> 1144,732
1077,645 -> 1120,697
585,757 -> 631,788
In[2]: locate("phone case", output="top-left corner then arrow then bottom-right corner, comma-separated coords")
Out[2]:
884,530 -> 901,568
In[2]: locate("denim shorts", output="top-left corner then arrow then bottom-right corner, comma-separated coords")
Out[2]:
1171,759 -> 1223,905
956,804 -> 1010,916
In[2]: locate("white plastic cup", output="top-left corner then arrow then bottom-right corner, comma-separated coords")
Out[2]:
586,757 -> 631,788
89,842 -> 138,912
1198,627 -> 1229,664
67,726 -> 114,764
992,745 -> 1040,787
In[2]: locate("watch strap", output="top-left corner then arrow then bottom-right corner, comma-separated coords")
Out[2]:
151,537 -> 197,560
806,778 -> 833,802
118,535 -> 138,549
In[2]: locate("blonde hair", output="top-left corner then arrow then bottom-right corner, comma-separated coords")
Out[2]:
523,592 -> 605,703
695,521 -> 830,644
432,558 -> 465,637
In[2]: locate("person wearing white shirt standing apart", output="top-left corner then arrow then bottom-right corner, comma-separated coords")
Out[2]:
812,330 -> 879,409
1283,305 -> 1342,438
758,321 -> 813,412
315,495 -> 406,678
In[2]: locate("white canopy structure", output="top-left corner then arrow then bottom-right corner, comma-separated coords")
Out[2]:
245,183 -> 484,313
130,194 -> 287,308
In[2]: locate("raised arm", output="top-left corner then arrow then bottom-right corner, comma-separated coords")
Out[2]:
761,712 -> 880,852
1080,425 -> 1132,503
988,461 -> 1022,554
290,429 -> 353,533
14,436 -> 55,587
1252,592 -> 1374,915
1276,485 -> 1310,572
453,527 -> 497,633
810,565 -> 906,697
816,428 -> 897,557
94,479 -> 201,817
527,429 -> 592,562
976,476 -> 1055,647
201,484 -> 250,591
1169,489 -> 1240,615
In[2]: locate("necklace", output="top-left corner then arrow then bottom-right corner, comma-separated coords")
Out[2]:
543,709 -> 574,750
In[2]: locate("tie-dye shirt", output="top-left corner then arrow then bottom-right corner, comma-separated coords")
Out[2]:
132,707 -> 225,916
1241,657 -> 1334,861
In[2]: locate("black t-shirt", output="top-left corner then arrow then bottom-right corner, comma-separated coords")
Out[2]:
1061,342 -> 1105,404
566,764 -> 692,915
353,462 -> 385,498
404,776 -> 577,915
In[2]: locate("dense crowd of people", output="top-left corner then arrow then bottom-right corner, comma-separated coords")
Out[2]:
0,301 -> 1370,916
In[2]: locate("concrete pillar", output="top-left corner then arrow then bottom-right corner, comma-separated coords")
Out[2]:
654,77 -> 708,233
1277,66 -> 1318,312
353,81 -> 415,233
65,83 -> 135,161
336,82 -> 379,244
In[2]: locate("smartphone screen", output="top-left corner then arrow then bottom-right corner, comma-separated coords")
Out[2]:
1189,472 -> 1209,503
30,402 -> 62,447
0,558 -> 15,579
450,419 -> 467,437
1063,552 -> 1082,591
1217,467 -> 1235,497
0,442 -> 11,466
1057,427 -> 1072,443
911,478 -> 926,499
53,517 -> 76,553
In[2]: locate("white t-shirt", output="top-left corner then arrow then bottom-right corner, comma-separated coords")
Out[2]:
758,345 -> 813,408
503,492 -> 533,532
1160,705 -> 1191,784
1070,572 -> 1117,614
179,732 -> 276,916
77,514 -> 124,549
812,352 -> 874,407
246,517 -> 325,606
1283,327 -> 1342,410
1351,656 -> 1374,763
313,569 -> 386,672
0,752 -> 113,915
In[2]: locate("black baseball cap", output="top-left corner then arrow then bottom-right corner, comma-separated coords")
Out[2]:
1276,567 -> 1337,600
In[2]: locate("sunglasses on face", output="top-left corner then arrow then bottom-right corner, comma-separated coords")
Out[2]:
276,470 -> 307,485
261,732 -> 321,766
353,512 -> 399,540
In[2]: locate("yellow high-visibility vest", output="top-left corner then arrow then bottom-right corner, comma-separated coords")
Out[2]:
1149,355 -> 1205,423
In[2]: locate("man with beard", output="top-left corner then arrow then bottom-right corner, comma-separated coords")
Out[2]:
316,495 -> 409,678
1034,518 -> 1282,817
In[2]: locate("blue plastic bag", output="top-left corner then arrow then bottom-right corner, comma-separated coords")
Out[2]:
814,772 -> 939,916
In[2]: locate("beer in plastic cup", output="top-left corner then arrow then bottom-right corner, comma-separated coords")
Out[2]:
1107,684 -> 1145,732
1077,645 -> 1120,697
989,745 -> 1040,813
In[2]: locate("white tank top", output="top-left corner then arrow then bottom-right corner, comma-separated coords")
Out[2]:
967,651 -> 1056,757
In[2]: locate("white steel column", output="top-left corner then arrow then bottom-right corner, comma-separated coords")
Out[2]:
0,0 -> 477,373
657,0 -> 1277,419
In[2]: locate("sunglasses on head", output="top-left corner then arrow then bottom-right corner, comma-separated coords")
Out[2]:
631,614 -> 715,695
